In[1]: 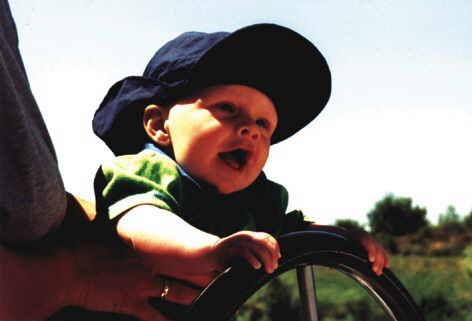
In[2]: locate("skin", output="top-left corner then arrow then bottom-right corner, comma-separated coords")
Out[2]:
137,84 -> 389,276
116,85 -> 282,282
306,223 -> 390,275
0,195 -> 200,321
1,86 -> 388,321
144,84 -> 278,194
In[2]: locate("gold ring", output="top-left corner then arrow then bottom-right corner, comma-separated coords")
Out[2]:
160,279 -> 170,300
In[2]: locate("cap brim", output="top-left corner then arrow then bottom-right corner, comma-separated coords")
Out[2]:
93,76 -> 171,155
191,23 -> 331,144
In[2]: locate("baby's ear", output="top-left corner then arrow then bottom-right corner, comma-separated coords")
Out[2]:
143,104 -> 170,146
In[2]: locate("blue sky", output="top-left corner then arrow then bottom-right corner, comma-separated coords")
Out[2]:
10,0 -> 472,225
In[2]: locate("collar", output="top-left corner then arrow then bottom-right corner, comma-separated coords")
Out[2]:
144,143 -> 204,188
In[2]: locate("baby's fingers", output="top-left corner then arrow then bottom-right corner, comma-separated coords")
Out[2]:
362,238 -> 376,264
239,247 -> 263,270
251,233 -> 281,273
370,244 -> 389,276
220,231 -> 281,273
359,236 -> 385,275
372,252 -> 384,275
236,233 -> 279,273
252,244 -> 277,274
238,240 -> 275,273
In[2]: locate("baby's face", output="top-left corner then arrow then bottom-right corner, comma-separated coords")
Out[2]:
164,85 -> 278,194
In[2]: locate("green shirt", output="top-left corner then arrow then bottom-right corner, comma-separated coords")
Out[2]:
94,149 -> 310,238
50,148 -> 311,321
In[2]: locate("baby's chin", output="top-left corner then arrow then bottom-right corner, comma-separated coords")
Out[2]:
187,166 -> 261,195
214,178 -> 257,195
217,185 -> 245,195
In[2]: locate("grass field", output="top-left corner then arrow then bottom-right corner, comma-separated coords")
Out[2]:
235,256 -> 472,321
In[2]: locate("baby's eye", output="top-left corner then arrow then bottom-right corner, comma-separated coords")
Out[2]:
256,119 -> 269,129
215,103 -> 237,114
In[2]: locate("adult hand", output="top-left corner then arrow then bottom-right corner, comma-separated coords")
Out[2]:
0,194 -> 204,321
65,195 -> 208,320
68,238 -> 202,321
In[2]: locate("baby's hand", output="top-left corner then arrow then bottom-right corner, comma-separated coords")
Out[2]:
307,223 -> 390,276
212,231 -> 281,274
352,231 -> 390,276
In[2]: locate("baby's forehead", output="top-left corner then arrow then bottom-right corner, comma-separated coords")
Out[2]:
186,84 -> 274,104
179,84 -> 278,117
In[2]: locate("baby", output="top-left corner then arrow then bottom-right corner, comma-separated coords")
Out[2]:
92,23 -> 389,302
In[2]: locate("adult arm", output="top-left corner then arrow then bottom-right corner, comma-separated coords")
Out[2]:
0,0 -> 67,243
0,3 -> 203,320
0,195 -> 202,321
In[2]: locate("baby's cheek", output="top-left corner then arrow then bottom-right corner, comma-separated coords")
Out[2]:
260,146 -> 271,168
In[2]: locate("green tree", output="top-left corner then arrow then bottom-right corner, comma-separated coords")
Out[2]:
463,210 -> 472,228
367,194 -> 428,236
438,205 -> 460,225
437,205 -> 464,234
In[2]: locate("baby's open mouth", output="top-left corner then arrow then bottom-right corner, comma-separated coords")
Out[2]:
218,149 -> 248,170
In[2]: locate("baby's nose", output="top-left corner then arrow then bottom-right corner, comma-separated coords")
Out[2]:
238,122 -> 260,140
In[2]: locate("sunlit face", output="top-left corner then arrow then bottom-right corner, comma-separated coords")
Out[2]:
159,85 -> 278,194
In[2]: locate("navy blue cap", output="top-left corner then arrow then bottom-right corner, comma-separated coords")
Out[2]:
93,23 -> 331,155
